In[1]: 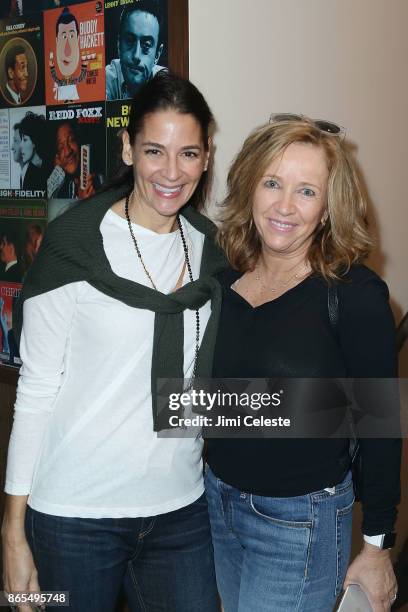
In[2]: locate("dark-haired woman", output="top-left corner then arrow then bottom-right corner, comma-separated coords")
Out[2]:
2,73 -> 223,612
18,112 -> 51,193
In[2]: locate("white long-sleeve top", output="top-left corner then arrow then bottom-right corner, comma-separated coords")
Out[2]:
5,209 -> 211,518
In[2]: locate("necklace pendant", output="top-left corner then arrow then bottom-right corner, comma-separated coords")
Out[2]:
255,261 -> 309,293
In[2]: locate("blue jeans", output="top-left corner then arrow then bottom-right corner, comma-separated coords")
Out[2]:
205,468 -> 354,612
25,494 -> 219,612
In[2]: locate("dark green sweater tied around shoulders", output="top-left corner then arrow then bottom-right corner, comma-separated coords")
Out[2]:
13,185 -> 228,431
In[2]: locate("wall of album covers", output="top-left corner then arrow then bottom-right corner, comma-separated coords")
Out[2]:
0,0 -> 168,366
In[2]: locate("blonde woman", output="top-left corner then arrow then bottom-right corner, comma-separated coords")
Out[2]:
205,115 -> 400,612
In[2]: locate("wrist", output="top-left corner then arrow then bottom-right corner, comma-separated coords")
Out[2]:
363,532 -> 396,550
1,518 -> 26,543
2,529 -> 27,547
362,542 -> 392,558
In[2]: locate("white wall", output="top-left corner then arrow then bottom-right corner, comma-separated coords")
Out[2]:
189,0 -> 408,321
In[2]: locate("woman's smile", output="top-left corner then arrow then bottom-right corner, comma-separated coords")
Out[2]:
152,182 -> 184,198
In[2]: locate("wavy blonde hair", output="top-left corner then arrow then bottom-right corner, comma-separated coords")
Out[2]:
217,118 -> 374,279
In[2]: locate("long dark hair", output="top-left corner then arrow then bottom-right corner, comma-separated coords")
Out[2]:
19,112 -> 47,161
102,71 -> 215,210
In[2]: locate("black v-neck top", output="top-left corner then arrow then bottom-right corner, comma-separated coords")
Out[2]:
206,265 -> 401,534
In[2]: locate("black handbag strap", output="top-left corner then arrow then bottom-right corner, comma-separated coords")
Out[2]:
327,283 -> 359,466
327,283 -> 339,332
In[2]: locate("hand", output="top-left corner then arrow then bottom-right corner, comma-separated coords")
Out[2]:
344,543 -> 397,611
2,534 -> 40,612
75,174 -> 96,200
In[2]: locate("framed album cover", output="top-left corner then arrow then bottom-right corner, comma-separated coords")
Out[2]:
105,0 -> 188,178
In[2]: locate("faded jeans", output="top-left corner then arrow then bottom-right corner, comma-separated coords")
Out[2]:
205,467 -> 354,612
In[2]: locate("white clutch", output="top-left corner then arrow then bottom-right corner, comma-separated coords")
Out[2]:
337,584 -> 373,612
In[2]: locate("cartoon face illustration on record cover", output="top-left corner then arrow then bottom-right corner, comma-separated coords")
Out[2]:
44,1 -> 105,104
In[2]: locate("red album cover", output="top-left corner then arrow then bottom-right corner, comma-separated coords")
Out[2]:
44,0 -> 105,105
0,199 -> 47,285
0,281 -> 21,365
0,198 -> 46,365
